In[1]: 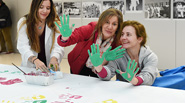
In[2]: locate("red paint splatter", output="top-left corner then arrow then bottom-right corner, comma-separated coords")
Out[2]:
69,95 -> 82,99
0,78 -> 23,85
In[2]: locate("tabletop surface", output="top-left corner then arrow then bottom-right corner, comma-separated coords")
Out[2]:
0,64 -> 185,103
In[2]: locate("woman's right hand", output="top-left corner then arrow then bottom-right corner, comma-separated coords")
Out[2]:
88,43 -> 105,67
34,59 -> 49,72
55,14 -> 75,38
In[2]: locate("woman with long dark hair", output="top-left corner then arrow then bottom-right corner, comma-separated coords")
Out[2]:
17,0 -> 64,72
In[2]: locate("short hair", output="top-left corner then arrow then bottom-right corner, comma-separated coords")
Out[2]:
122,20 -> 147,46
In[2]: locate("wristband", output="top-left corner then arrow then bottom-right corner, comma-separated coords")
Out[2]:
32,58 -> 38,64
60,35 -> 68,43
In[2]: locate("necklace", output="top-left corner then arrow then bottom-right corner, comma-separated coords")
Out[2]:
38,26 -> 42,30
38,20 -> 45,30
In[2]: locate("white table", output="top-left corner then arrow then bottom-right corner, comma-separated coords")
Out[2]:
0,64 -> 185,103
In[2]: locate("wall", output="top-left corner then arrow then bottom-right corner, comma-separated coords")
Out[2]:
3,0 -> 185,70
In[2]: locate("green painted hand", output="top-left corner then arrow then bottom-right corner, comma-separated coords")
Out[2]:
104,45 -> 125,61
116,59 -> 139,81
55,14 -> 75,37
88,43 -> 104,67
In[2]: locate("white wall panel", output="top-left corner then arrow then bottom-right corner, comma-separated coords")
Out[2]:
144,20 -> 176,70
176,20 -> 185,67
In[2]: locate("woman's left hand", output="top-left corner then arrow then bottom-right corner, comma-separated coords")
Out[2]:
49,57 -> 59,71
104,45 -> 125,61
116,59 -> 139,82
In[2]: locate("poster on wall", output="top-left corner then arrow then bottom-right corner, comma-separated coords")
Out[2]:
82,1 -> 101,18
145,0 -> 171,19
126,0 -> 143,12
173,0 -> 185,19
103,1 -> 125,15
54,2 -> 63,16
63,2 -> 81,18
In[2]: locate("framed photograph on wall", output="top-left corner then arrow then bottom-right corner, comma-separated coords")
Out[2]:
145,0 -> 171,19
126,0 -> 143,12
63,1 -> 81,18
54,2 -> 63,16
173,0 -> 185,19
103,0 -> 125,15
82,1 -> 101,18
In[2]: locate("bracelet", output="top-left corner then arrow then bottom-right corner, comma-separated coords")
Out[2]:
29,56 -> 35,63
60,36 -> 68,43
32,58 -> 38,64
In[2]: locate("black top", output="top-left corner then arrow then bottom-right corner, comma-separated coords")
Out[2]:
0,2 -> 12,27
38,26 -> 47,66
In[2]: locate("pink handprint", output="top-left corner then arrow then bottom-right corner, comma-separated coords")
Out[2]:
0,78 -> 23,85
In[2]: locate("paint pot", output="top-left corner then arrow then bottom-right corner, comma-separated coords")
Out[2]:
25,71 -> 54,86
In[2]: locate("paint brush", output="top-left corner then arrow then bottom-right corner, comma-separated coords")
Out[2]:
12,63 -> 27,75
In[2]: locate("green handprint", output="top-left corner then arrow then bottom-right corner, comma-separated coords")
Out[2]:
104,45 -> 125,61
33,100 -> 47,103
55,14 -> 75,37
88,43 -> 104,67
116,59 -> 139,81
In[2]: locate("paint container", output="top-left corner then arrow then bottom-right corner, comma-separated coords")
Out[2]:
25,71 -> 54,86
49,69 -> 63,80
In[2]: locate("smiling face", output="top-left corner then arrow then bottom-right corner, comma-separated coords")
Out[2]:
37,0 -> 51,21
120,26 -> 143,49
102,16 -> 118,40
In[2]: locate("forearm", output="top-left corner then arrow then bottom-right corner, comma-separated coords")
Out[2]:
51,36 -> 65,63
50,57 -> 58,62
94,65 -> 108,78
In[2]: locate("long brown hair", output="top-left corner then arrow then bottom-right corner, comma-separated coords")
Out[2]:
90,8 -> 123,46
18,0 -> 60,53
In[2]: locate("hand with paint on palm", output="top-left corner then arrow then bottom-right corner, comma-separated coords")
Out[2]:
55,14 -> 75,37
104,45 -> 126,61
88,43 -> 105,67
116,59 -> 139,81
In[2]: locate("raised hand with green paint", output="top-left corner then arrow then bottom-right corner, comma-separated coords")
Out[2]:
116,59 -> 139,81
55,14 -> 75,37
104,45 -> 126,61
88,43 -> 105,67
